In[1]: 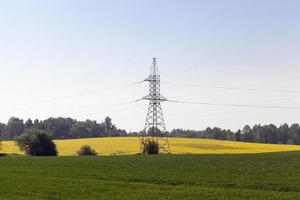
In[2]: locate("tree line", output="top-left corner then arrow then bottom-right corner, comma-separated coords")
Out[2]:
169,124 -> 300,145
1,116 -> 300,145
0,116 -> 127,140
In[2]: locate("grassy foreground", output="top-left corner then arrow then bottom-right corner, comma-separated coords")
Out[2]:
1,152 -> 300,199
2,137 -> 300,156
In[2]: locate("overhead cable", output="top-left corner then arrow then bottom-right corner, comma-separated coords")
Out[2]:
168,99 -> 300,110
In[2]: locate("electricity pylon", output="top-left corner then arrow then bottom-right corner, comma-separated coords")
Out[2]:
139,58 -> 170,154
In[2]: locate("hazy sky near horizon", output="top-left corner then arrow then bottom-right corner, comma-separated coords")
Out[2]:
0,0 -> 300,131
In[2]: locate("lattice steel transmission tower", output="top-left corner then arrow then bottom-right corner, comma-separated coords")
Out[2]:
139,58 -> 170,154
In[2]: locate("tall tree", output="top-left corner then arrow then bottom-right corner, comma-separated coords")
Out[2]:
25,119 -> 34,129
242,125 -> 254,142
235,130 -> 242,141
70,122 -> 89,138
103,117 -> 116,136
5,117 -> 25,140
278,124 -> 289,144
0,122 -> 6,140
43,117 -> 75,139
288,124 -> 300,144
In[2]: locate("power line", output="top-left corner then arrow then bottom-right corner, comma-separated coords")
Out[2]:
3,82 -> 138,109
66,104 -> 136,118
166,94 -> 300,117
50,101 -> 135,118
168,100 -> 300,110
162,82 -> 300,94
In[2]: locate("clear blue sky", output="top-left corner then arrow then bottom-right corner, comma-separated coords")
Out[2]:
0,0 -> 299,131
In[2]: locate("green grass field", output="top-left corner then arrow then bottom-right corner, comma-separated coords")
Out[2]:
1,152 -> 300,199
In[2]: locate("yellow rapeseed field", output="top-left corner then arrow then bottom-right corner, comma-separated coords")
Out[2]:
1,137 -> 300,156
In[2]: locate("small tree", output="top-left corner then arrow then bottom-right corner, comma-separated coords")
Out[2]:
15,128 -> 57,156
77,145 -> 97,156
143,140 -> 159,155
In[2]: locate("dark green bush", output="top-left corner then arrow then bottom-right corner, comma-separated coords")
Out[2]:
143,140 -> 159,155
15,128 -> 57,156
77,145 -> 97,156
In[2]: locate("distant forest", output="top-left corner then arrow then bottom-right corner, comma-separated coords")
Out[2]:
1,117 -> 300,145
